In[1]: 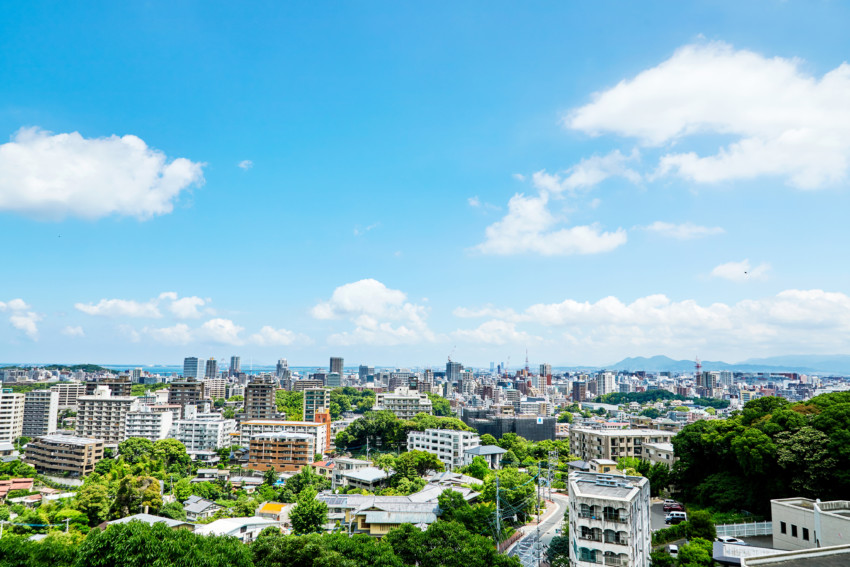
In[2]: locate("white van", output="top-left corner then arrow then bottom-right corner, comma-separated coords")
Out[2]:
667,544 -> 678,557
665,511 -> 687,525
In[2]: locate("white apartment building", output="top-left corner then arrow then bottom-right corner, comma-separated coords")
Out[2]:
22,389 -> 59,437
170,413 -> 237,451
76,386 -> 140,447
569,428 -> 674,462
771,498 -> 850,550
331,457 -> 372,490
643,442 -> 676,467
569,471 -> 651,567
406,428 -> 480,471
374,388 -> 433,419
598,372 -> 617,397
50,382 -> 87,410
0,389 -> 25,444
125,405 -> 174,441
519,400 -> 550,416
236,420 -> 328,456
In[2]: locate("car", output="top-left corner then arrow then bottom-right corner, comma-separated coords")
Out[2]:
665,511 -> 687,525
716,536 -> 748,545
667,544 -> 678,557
663,501 -> 684,512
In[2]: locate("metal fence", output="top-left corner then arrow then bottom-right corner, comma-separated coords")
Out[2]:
716,521 -> 773,537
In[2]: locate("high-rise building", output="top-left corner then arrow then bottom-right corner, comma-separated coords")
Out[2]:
358,365 -> 374,381
303,388 -> 330,423
22,389 -> 59,437
0,389 -> 25,443
50,382 -> 87,410
205,358 -> 219,380
125,405 -> 173,441
597,372 -> 616,397
330,357 -> 344,376
572,381 -> 587,402
326,373 -> 342,388
183,357 -> 202,379
245,376 -> 277,420
276,359 -> 289,378
539,363 -> 552,379
131,368 -> 143,383
446,361 -> 463,383
204,379 -> 227,401
168,378 -> 206,418
230,356 -> 241,376
76,387 -> 139,447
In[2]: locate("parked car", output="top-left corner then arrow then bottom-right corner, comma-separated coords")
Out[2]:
716,536 -> 748,545
667,544 -> 678,557
665,511 -> 687,525
663,500 -> 684,512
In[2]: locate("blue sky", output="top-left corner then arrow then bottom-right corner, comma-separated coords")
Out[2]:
2,1 -> 850,367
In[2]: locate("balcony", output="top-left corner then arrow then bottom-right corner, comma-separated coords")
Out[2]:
603,557 -> 626,567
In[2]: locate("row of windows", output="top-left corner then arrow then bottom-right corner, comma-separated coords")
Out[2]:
780,521 -> 810,541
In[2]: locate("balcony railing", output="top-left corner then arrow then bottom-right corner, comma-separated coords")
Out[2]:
603,557 -> 625,566
579,534 -> 602,542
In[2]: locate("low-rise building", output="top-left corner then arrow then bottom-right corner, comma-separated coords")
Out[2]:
340,466 -> 389,491
247,432 -> 315,472
406,428 -> 480,471
643,442 -> 676,467
318,493 -> 438,537
106,513 -> 194,531
183,495 -> 223,521
194,517 -> 280,543
236,420 -> 328,456
375,388 -> 433,418
332,457 -> 372,490
569,428 -> 674,462
463,445 -> 507,470
569,471 -> 651,567
24,434 -> 104,477
771,498 -> 850,550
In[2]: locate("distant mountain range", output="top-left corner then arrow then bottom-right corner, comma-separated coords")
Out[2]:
562,354 -> 850,375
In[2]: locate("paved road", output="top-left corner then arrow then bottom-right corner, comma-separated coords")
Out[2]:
508,493 -> 570,567
651,501 -> 669,532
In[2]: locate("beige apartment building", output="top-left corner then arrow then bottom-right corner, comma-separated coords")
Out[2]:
569,428 -> 674,462
25,434 -> 104,477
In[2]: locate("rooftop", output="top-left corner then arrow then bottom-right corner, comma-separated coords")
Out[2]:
464,445 -> 507,456
33,434 -> 104,446
194,517 -> 278,536
108,513 -> 190,529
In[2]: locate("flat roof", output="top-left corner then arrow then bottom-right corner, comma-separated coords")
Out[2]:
570,428 -> 672,437
34,434 -> 103,446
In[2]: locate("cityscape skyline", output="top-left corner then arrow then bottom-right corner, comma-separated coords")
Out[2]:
2,2 -> 850,366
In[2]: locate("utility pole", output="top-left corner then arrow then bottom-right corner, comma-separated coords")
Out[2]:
65,518 -> 70,533
537,462 -> 543,567
495,475 -> 501,547
366,437 -> 370,460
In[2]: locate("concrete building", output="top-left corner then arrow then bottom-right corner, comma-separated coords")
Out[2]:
462,408 -> 556,442
643,442 -> 676,467
463,445 -> 508,470
573,381 -> 588,402
569,471 -> 651,567
247,432 -> 315,472
0,389 -> 25,444
50,382 -> 87,410
446,361 -> 463,383
406,428 -> 480,471
332,457 -> 372,490
76,387 -> 139,447
25,434 -> 104,477
237,420 -> 328,456
569,428 -> 674,462
205,359 -> 219,380
598,372 -> 616,397
183,357 -> 202,379
168,379 -> 206,418
22,389 -> 59,437
245,376 -> 277,420
292,380 -> 324,392
303,388 -> 330,423
204,379 -> 227,401
125,405 -> 174,441
84,377 -> 132,397
230,356 -> 241,376
171,414 -> 237,451
374,388 -> 433,419
326,373 -> 342,388
771,498 -> 850,550
330,357 -> 344,376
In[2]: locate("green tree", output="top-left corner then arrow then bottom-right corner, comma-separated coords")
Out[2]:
289,486 -> 327,535
546,535 -> 571,567
153,438 -> 190,471
687,510 -> 716,540
426,393 -> 453,416
463,455 -> 490,480
649,550 -> 675,567
263,468 -> 279,486
76,482 -> 110,526
117,437 -> 155,464
677,537 -> 713,567
275,390 -> 304,420
174,477 -> 193,501
110,476 -> 162,518
502,449 -> 519,467
160,501 -> 187,521
480,433 -> 498,446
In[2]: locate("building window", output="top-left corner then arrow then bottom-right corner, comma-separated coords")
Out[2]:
803,528 -> 809,541
791,525 -> 798,538
780,521 -> 786,534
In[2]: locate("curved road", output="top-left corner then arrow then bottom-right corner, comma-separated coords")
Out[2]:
508,493 -> 569,567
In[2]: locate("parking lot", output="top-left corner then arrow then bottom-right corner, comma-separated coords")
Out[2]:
651,501 -> 670,532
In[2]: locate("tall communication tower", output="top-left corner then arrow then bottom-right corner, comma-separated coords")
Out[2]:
695,356 -> 702,378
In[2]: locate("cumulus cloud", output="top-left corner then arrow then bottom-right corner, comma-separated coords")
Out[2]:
643,221 -> 725,239
474,192 -> 626,255
76,292 -> 211,319
0,298 -> 29,311
456,289 -> 850,360
313,279 -> 435,346
532,150 -> 641,194
250,326 -> 299,346
453,305 -> 519,320
169,296 -> 208,319
196,318 -> 245,345
61,325 -> 85,338
712,259 -> 770,282
238,160 -> 253,170
567,41 -> 850,189
452,320 -> 541,346
144,323 -> 193,345
10,312 -> 41,340
0,127 -> 204,220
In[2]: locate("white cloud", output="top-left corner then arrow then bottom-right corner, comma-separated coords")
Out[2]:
0,127 -> 204,220
0,298 -> 29,311
250,326 -> 300,346
453,305 -> 519,320
144,323 -> 193,345
197,318 -> 245,345
468,196 -> 482,207
452,320 -> 541,346
238,160 -> 253,170
512,173 -> 526,182
169,296 -> 208,319
643,221 -> 725,239
474,192 -> 626,256
10,311 -> 42,340
567,41 -> 850,189
313,279 -> 435,346
75,298 -> 162,318
532,150 -> 640,195
61,325 -> 85,338
712,259 -> 770,282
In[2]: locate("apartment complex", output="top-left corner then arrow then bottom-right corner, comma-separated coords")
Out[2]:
237,420 -> 328,456
374,388 -> 433,418
204,378 -> 227,401
569,472 -> 652,567
84,377 -> 132,397
303,388 -> 330,423
0,389 -> 25,444
246,432 -> 315,472
168,379 -> 206,418
292,380 -> 324,392
75,387 -> 139,447
125,405 -> 174,441
406,428 -> 480,471
569,428 -> 674,462
771,498 -> 850,550
25,434 -> 104,477
50,382 -> 87,410
244,376 -> 277,420
22,389 -> 59,437
170,414 -> 237,451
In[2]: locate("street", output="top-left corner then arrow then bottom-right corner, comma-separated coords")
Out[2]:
508,492 -> 570,567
